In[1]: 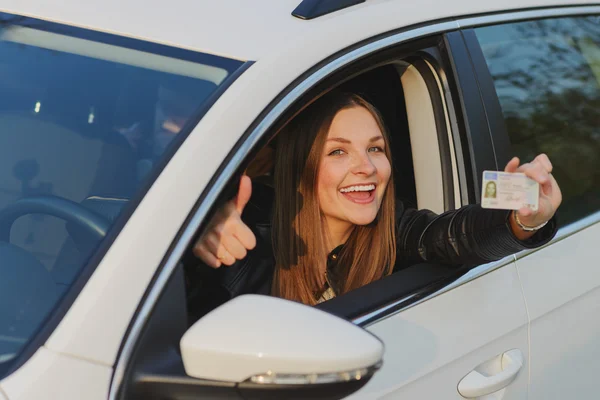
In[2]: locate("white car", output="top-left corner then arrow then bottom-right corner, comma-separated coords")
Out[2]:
0,0 -> 598,399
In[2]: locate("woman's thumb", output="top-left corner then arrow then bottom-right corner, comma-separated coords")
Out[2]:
504,157 -> 520,173
235,175 -> 252,214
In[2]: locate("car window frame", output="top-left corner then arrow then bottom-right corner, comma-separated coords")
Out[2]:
313,43 -> 478,322
109,20 -> 466,399
0,11 -> 250,380
321,30 -> 504,325
459,6 -> 600,260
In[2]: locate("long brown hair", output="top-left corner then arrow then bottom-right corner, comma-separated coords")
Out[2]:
271,92 -> 396,305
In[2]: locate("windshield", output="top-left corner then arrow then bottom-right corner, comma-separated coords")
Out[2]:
0,15 -> 243,373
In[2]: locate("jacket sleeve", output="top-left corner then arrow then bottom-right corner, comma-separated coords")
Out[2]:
395,204 -> 558,270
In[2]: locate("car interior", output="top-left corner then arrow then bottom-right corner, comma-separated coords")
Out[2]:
182,56 -> 470,327
0,26 -> 224,277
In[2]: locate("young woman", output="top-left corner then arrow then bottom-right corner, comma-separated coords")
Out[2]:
192,91 -> 561,306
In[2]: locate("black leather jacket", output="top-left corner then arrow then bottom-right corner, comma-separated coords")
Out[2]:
186,183 -> 557,314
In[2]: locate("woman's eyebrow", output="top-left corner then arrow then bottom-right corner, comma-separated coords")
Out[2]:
326,135 -> 384,144
326,137 -> 351,143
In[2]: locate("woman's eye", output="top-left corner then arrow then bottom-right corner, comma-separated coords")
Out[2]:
328,149 -> 345,156
368,146 -> 384,153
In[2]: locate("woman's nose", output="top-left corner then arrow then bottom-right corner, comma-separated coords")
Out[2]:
351,153 -> 377,175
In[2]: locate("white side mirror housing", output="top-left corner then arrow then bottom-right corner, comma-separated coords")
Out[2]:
180,294 -> 383,384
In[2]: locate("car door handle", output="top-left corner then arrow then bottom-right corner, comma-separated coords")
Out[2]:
457,349 -> 524,398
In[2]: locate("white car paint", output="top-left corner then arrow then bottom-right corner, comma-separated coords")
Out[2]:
1,0 -> 598,61
0,1 -> 597,399
347,261 -> 529,399
180,295 -> 383,382
1,347 -> 111,400
516,217 -> 600,399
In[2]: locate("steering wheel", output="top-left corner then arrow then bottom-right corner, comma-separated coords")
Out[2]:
0,196 -> 111,352
0,195 -> 111,242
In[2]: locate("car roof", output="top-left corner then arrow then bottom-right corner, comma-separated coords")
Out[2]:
2,0 -> 598,61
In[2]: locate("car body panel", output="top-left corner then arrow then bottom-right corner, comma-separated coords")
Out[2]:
347,261 -> 529,398
1,0 -> 598,60
0,347 -> 111,400
516,218 -> 600,398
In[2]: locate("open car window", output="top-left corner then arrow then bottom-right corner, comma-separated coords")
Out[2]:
182,44 -> 463,325
0,13 -> 244,376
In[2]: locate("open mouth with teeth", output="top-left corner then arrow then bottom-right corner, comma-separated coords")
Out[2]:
339,184 -> 376,204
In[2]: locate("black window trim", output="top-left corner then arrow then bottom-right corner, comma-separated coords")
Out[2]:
110,4 -> 600,398
0,12 -> 249,380
443,30 -> 499,204
460,28 -> 512,168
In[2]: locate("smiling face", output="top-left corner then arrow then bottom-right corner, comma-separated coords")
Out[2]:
317,106 -> 392,242
272,93 -> 397,303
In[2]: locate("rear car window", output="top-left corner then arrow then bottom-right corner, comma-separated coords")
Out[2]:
474,16 -> 600,226
0,14 -> 243,373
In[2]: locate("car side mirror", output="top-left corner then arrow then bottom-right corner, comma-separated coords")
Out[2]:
180,294 -> 383,399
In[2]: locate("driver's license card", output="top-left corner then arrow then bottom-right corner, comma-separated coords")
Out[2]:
481,171 -> 539,211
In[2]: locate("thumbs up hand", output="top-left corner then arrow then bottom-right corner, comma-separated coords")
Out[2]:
193,175 -> 257,268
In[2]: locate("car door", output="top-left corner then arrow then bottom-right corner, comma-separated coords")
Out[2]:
466,9 -> 600,399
